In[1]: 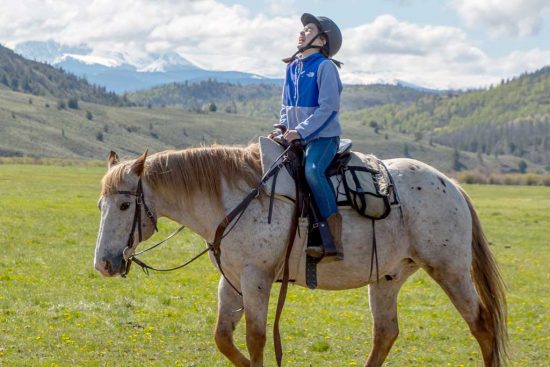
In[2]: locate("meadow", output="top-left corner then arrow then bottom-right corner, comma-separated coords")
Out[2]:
0,164 -> 548,366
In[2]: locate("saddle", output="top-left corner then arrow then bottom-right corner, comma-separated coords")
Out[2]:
259,136 -> 400,289
259,136 -> 396,220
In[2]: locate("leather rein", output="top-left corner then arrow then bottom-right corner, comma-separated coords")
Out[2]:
115,144 -> 292,285
115,144 -> 298,366
116,178 -> 193,277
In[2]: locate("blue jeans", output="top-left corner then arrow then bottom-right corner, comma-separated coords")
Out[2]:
304,137 -> 339,220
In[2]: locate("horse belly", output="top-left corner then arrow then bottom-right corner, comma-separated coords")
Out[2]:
290,209 -> 410,290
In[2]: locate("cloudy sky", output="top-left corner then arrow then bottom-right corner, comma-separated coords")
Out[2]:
1,0 -> 549,89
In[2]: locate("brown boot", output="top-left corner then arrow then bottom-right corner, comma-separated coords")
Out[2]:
327,213 -> 343,260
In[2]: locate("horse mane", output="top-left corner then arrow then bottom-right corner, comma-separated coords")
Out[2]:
101,144 -> 261,206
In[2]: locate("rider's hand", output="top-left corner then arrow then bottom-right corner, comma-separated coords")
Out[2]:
283,130 -> 301,142
268,129 -> 283,139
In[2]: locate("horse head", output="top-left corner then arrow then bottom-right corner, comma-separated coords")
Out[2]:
94,150 -> 158,277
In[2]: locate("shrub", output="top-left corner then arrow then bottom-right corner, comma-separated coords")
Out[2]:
67,97 -> 79,109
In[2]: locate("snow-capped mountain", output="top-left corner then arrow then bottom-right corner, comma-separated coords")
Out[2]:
14,40 -> 278,93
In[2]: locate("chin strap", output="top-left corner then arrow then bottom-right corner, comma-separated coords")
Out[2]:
282,35 -> 343,67
282,33 -> 323,64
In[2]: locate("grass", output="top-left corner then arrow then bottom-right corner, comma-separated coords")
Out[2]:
0,164 -> 548,366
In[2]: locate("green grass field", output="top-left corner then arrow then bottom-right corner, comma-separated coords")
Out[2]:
0,164 -> 548,366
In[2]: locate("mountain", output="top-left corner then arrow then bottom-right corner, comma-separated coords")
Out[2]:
344,66 -> 550,168
0,44 -> 122,105
14,40 -> 280,93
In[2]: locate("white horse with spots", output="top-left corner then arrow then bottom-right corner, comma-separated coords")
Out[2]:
94,144 -> 507,367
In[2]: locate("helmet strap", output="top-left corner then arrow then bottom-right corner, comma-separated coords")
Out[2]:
282,33 -> 323,64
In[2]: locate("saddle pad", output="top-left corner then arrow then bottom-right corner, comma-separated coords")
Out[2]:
259,136 -> 295,199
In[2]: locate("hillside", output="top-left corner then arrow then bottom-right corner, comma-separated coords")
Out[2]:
0,88 -> 538,174
0,44 -> 122,106
344,66 -> 550,167
128,79 -> 439,118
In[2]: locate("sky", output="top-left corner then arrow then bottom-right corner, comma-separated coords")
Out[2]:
0,0 -> 549,89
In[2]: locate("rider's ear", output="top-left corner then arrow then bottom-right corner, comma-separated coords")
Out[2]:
130,150 -> 148,177
107,151 -> 119,169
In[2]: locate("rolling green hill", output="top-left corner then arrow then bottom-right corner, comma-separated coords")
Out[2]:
0,88 -> 538,174
344,66 -> 550,167
0,44 -> 123,106
127,79 -> 438,118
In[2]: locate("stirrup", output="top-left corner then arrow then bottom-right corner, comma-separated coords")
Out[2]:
305,246 -> 324,258
305,246 -> 339,261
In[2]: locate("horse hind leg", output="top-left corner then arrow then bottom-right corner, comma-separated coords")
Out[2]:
214,277 -> 250,367
364,260 -> 418,367
425,265 -> 501,366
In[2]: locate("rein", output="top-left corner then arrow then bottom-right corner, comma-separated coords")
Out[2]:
116,144 -> 292,283
117,178 -> 195,277
115,144 -> 298,366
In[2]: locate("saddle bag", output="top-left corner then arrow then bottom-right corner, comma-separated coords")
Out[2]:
335,153 -> 392,220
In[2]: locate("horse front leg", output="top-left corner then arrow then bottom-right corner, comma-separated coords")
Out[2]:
241,264 -> 274,367
215,277 -> 250,367
365,263 -> 417,367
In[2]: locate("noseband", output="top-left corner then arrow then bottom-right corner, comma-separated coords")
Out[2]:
117,178 -> 159,276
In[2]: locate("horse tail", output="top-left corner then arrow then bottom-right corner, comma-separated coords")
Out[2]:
459,186 -> 509,366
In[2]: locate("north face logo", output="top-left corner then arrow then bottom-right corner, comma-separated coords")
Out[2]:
307,72 -> 315,77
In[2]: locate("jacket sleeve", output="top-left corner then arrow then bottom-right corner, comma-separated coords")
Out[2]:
294,60 -> 341,142
279,67 -> 290,129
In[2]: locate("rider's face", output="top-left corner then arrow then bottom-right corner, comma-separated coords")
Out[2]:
298,23 -> 325,49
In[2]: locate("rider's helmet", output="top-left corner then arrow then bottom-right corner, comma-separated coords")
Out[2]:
300,13 -> 342,58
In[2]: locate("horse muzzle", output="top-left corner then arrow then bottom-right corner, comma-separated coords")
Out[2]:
95,255 -> 128,277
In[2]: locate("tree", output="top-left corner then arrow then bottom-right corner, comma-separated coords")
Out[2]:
57,100 -> 66,110
86,110 -> 93,120
68,97 -> 79,109
209,102 -> 217,112
403,144 -> 411,158
96,131 -> 104,141
518,160 -> 528,174
453,149 -> 466,171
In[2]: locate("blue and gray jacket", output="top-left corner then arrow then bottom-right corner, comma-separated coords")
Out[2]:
280,52 -> 343,143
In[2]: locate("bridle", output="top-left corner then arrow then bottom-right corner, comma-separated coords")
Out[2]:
116,178 -> 159,277
115,178 -> 210,278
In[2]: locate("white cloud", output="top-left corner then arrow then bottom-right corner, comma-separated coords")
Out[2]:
452,0 -> 550,37
0,1 -> 548,89
338,14 -> 550,89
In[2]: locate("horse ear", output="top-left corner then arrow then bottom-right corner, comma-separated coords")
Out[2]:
107,151 -> 119,169
130,150 -> 148,177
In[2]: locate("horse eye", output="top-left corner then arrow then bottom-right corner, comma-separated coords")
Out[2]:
119,202 -> 131,211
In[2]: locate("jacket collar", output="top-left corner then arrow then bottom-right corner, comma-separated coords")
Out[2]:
297,52 -> 325,64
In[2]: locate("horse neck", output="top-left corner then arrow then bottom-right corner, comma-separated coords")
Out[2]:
144,149 -> 259,242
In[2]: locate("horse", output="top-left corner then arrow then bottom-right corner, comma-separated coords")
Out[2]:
94,143 -> 508,367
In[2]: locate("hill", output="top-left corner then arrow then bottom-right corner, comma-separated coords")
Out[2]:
128,79 -> 439,118
0,44 -> 122,105
0,88 -> 538,174
344,66 -> 550,168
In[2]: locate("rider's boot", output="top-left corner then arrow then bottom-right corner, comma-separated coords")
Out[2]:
327,212 -> 344,260
305,213 -> 342,261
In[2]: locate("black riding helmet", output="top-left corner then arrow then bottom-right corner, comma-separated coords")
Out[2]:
283,13 -> 343,67
300,13 -> 342,58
